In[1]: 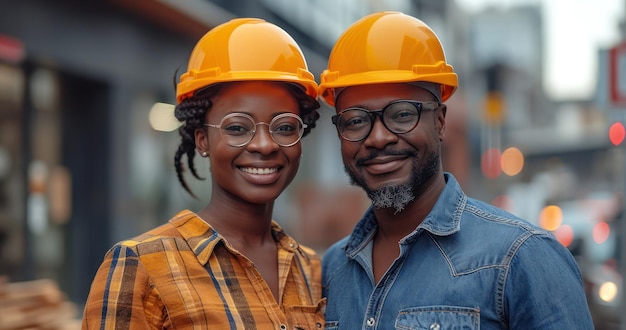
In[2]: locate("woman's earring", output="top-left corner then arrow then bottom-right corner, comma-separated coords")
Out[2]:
202,151 -> 208,157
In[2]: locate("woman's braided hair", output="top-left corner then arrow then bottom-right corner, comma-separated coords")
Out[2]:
173,82 -> 320,197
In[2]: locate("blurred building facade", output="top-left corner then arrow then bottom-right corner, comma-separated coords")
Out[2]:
0,0 -> 215,306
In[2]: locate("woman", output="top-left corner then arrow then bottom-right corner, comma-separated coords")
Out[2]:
82,18 -> 324,329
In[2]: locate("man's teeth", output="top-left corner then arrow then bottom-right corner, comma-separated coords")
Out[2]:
240,167 -> 278,175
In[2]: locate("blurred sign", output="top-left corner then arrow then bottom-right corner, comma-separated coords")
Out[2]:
609,41 -> 626,106
483,91 -> 505,124
0,34 -> 24,63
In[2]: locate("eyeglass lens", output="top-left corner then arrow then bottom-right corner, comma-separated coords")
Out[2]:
334,101 -> 428,141
213,113 -> 304,147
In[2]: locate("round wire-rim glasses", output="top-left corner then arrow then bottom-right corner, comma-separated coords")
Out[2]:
204,112 -> 307,147
331,100 -> 441,142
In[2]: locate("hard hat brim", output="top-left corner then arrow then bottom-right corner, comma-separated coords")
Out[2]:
319,70 -> 457,106
177,71 -> 318,103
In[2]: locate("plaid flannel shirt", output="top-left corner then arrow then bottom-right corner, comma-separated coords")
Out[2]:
82,210 -> 324,329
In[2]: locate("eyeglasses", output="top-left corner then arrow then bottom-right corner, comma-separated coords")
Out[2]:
204,113 -> 307,147
331,100 -> 441,142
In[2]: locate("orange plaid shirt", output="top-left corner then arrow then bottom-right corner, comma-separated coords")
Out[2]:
82,210 -> 325,329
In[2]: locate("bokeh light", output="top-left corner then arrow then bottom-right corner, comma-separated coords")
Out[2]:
501,147 -> 524,176
598,281 -> 618,303
609,122 -> 625,146
553,224 -> 574,247
538,205 -> 563,231
149,102 -> 182,132
491,194 -> 512,212
481,148 -> 501,178
592,221 -> 611,244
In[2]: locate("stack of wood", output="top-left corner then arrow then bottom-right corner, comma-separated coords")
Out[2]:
0,277 -> 81,330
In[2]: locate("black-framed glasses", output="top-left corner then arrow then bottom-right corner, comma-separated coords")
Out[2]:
331,100 -> 441,142
204,112 -> 307,147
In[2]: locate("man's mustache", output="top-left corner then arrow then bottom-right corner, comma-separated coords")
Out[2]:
356,149 -> 417,165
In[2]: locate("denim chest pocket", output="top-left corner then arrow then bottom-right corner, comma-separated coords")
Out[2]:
395,306 -> 480,330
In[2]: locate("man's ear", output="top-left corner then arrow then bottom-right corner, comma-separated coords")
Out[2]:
438,104 -> 447,141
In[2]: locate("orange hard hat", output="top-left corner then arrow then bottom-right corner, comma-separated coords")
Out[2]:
319,12 -> 458,106
176,18 -> 318,103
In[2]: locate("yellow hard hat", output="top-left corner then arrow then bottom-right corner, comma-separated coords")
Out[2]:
176,18 -> 318,103
319,12 -> 458,105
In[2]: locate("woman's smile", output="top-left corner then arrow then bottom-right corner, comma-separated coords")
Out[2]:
239,166 -> 279,175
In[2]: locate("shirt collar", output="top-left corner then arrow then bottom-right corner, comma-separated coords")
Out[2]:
344,173 -> 466,256
169,210 -> 301,265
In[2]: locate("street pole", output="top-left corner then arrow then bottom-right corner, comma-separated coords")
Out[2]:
621,139 -> 626,330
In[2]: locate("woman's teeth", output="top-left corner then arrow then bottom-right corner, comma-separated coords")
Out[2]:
240,167 -> 278,175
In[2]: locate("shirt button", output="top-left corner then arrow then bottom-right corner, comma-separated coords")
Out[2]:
430,323 -> 441,330
366,317 -> 376,326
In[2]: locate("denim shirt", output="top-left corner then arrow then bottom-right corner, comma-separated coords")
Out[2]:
322,173 -> 593,329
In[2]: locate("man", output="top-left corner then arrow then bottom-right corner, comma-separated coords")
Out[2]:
318,12 -> 593,329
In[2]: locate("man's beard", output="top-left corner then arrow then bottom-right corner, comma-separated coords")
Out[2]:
345,149 -> 440,214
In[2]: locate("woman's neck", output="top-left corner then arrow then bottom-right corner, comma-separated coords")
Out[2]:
198,194 -> 275,248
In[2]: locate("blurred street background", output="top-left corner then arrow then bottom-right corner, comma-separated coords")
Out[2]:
0,0 -> 625,328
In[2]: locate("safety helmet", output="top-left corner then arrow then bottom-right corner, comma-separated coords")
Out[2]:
319,12 -> 458,106
176,18 -> 318,103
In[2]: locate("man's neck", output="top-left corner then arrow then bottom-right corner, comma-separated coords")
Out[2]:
373,173 -> 446,240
